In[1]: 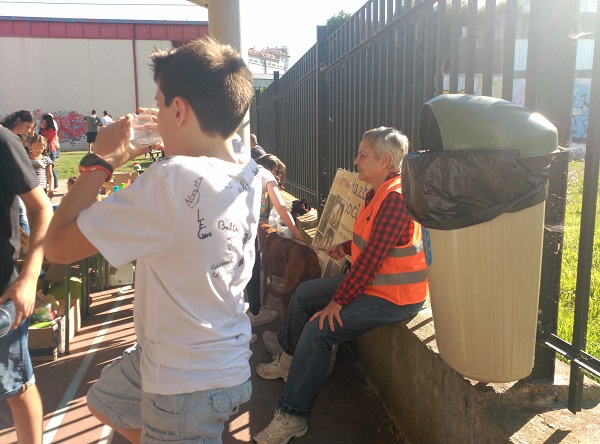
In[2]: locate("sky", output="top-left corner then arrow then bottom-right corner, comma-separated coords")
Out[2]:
1,0 -> 369,65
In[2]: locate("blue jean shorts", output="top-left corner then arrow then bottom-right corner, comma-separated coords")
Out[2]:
0,304 -> 35,399
87,343 -> 252,443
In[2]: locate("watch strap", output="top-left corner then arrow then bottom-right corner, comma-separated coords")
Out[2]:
79,154 -> 114,181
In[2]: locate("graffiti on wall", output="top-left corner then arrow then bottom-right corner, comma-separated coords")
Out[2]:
33,109 -> 87,145
1,109 -> 87,146
572,80 -> 591,145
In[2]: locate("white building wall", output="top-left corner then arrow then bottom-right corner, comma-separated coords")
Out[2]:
0,36 -> 172,151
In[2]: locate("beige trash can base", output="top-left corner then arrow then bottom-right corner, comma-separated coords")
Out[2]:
425,203 -> 545,383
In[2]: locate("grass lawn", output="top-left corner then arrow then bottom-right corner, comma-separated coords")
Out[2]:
558,160 -> 600,362
55,151 -> 156,180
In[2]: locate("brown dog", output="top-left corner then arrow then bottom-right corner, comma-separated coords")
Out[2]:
257,223 -> 321,317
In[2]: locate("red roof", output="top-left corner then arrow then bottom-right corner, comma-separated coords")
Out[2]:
0,16 -> 208,40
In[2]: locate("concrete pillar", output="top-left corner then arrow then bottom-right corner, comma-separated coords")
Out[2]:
205,0 -> 249,149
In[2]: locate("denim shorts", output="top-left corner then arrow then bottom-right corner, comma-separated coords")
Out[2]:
0,304 -> 35,399
87,343 -> 252,443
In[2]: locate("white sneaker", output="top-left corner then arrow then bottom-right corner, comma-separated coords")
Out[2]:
248,307 -> 279,326
263,330 -> 284,357
256,352 -> 292,382
253,410 -> 308,444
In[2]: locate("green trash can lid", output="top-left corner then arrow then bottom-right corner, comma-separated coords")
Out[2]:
419,94 -> 558,158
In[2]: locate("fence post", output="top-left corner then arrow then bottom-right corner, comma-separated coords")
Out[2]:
273,71 -> 280,158
316,25 -> 328,215
525,0 -> 578,382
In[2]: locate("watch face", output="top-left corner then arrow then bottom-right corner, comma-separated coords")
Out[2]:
80,153 -> 100,167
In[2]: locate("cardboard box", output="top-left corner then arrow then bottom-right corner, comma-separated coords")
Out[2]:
109,262 -> 135,287
28,316 -> 64,362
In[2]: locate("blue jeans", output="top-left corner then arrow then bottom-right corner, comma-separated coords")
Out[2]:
18,197 -> 29,235
87,343 -> 252,442
49,150 -> 58,188
0,301 -> 35,399
276,274 -> 424,417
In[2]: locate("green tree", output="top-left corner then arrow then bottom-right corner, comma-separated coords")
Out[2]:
326,10 -> 351,37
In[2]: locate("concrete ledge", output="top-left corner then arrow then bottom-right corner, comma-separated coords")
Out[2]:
350,303 -> 600,443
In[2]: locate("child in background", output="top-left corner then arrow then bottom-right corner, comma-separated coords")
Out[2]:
246,154 -> 304,327
28,134 -> 54,198
39,114 -> 59,190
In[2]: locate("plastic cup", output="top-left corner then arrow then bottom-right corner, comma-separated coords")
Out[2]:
129,112 -> 162,149
0,301 -> 16,338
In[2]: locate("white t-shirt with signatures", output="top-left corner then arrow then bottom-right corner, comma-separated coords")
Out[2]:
78,155 -> 261,395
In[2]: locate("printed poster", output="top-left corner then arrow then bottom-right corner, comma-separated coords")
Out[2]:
312,169 -> 369,277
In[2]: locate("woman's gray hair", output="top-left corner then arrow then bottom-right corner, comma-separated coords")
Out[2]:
362,126 -> 409,170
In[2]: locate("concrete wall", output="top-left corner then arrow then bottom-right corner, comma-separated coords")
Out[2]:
0,37 -> 172,151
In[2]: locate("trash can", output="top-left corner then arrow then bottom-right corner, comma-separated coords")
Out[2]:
402,94 -> 558,383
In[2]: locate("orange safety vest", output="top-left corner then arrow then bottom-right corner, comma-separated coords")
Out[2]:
351,177 -> 429,305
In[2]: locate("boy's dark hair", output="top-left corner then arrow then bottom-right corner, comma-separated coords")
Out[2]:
150,36 -> 253,139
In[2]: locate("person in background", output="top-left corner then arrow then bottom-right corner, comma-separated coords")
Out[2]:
231,132 -> 250,163
1,110 -> 35,137
100,110 -> 113,127
2,111 -> 37,235
250,133 -> 267,159
246,154 -> 304,328
27,134 -> 54,199
0,118 -> 53,444
83,110 -> 102,153
253,127 -> 429,444
45,36 -> 258,443
39,114 -> 59,190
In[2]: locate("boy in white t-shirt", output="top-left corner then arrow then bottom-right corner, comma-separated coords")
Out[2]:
45,37 -> 259,443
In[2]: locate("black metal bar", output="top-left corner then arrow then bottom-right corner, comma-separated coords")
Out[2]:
543,334 -> 600,378
531,0 -> 577,386
569,1 -> 600,412
501,0 -> 518,101
273,71 -> 280,158
481,0 -> 496,96
464,0 -> 477,95
434,0 -> 445,98
316,25 -> 328,215
449,0 -> 460,93
64,264 -> 71,354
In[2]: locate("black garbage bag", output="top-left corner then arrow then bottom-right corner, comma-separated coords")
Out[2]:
401,149 -> 558,230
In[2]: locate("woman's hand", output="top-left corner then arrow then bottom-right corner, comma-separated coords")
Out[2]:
326,243 -> 346,260
310,300 -> 343,331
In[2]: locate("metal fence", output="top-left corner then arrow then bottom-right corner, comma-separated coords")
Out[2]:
250,0 -> 599,412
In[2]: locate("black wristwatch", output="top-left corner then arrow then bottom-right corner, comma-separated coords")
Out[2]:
79,153 -> 114,181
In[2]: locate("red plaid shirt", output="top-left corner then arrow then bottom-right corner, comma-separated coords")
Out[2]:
333,171 -> 414,306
